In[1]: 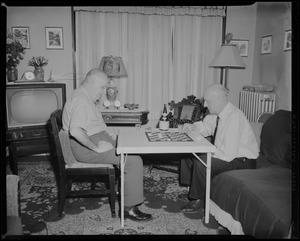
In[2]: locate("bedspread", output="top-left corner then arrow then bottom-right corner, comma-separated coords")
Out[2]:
211,165 -> 291,238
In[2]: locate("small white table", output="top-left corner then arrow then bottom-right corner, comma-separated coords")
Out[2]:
116,128 -> 216,227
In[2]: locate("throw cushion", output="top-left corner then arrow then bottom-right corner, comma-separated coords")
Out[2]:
257,109 -> 291,169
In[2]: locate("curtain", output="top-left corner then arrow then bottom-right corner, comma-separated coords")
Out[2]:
74,6 -> 224,119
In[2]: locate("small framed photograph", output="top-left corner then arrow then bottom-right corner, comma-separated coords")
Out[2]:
284,29 -> 291,51
261,35 -> 272,54
45,27 -> 63,49
11,26 -> 30,48
230,39 -> 249,57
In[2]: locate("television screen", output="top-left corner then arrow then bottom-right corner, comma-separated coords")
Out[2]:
6,83 -> 66,129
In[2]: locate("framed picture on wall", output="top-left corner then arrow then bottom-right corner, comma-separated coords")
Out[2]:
12,26 -> 30,48
45,27 -> 63,49
284,29 -> 291,51
261,35 -> 272,54
230,39 -> 249,57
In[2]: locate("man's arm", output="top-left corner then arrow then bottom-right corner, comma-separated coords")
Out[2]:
69,126 -> 113,153
183,114 -> 215,137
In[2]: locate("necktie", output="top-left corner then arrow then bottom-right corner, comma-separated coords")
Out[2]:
211,116 -> 220,145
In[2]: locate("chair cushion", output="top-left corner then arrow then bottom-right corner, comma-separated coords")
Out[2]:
58,130 -> 78,166
68,162 -> 114,169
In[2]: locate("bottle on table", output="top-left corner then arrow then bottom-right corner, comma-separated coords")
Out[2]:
159,104 -> 169,131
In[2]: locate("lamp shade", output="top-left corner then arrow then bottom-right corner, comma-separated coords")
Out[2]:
99,55 -> 128,78
209,44 -> 246,69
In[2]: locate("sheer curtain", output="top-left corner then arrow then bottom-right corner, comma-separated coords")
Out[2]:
74,6 -> 224,119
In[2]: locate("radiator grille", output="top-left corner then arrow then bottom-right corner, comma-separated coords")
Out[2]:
239,90 -> 276,122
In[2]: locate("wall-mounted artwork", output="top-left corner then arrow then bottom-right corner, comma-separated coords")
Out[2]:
12,26 -> 30,49
261,35 -> 272,54
284,29 -> 291,51
230,39 -> 249,57
45,27 -> 63,49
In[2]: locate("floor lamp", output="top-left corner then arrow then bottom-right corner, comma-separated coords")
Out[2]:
209,44 -> 246,89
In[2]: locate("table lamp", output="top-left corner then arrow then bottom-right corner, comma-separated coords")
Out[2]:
209,33 -> 246,89
99,55 -> 128,108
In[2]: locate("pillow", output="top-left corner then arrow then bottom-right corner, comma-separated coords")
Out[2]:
257,110 -> 291,169
58,130 -> 78,166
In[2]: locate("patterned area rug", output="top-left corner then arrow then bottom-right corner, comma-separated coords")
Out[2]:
11,156 -> 230,236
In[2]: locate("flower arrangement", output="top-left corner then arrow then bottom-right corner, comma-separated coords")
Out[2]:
6,30 -> 26,68
28,56 -> 49,68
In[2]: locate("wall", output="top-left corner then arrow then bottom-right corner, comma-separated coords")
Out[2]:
253,2 -> 291,111
6,5 -> 291,111
226,2 -> 292,111
6,6 -> 74,98
225,4 -> 257,107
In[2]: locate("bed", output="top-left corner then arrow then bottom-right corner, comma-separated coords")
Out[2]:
209,110 -> 293,238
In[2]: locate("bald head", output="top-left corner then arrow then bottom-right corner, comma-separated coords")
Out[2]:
204,84 -> 228,100
83,68 -> 108,87
204,84 -> 229,115
82,68 -> 108,102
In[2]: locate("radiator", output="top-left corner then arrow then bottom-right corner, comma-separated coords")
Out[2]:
239,90 -> 276,122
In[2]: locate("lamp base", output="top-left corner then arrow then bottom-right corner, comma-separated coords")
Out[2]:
106,79 -> 118,102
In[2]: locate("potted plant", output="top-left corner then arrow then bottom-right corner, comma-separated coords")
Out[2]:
28,56 -> 49,81
6,30 -> 26,82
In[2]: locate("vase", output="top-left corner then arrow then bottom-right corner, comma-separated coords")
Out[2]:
7,67 -> 18,82
34,66 -> 44,81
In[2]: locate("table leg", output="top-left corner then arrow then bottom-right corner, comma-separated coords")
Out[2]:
192,152 -> 211,224
120,153 -> 125,227
205,152 -> 212,223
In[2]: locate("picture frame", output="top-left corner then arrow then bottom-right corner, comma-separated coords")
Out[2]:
230,39 -> 249,57
261,35 -> 272,54
45,27 -> 63,49
12,26 -> 30,49
284,29 -> 291,51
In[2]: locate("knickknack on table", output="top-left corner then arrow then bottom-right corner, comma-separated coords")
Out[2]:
28,56 -> 48,81
6,29 -> 26,82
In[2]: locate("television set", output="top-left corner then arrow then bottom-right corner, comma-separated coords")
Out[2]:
6,83 -> 66,140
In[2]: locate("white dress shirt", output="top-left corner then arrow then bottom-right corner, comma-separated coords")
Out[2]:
193,102 -> 259,162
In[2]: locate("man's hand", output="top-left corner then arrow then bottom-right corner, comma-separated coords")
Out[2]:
95,141 -> 113,153
107,131 -> 117,141
182,123 -> 197,134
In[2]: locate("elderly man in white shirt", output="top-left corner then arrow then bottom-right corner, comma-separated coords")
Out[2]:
179,83 -> 259,213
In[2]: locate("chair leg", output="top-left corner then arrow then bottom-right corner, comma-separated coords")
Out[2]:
91,179 -> 96,190
58,177 -> 67,217
67,179 -> 72,192
108,169 -> 116,218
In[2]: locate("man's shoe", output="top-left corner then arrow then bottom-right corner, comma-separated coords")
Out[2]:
124,206 -> 153,222
180,199 -> 204,213
177,193 -> 189,202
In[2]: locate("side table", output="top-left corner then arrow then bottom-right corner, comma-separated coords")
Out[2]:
100,108 -> 149,126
